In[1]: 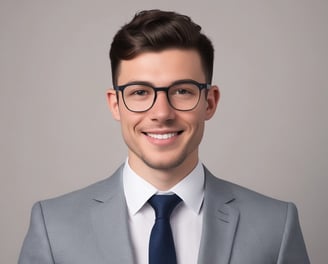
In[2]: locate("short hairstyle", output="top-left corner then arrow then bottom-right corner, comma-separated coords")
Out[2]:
109,9 -> 214,85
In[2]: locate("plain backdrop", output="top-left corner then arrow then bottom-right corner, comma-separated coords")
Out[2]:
1,0 -> 327,263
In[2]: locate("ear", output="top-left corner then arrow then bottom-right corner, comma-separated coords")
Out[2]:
106,89 -> 121,121
205,85 -> 220,120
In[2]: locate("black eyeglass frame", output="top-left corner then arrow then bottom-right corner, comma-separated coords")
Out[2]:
114,79 -> 211,113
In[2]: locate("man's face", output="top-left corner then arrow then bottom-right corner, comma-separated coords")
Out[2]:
107,49 -> 219,183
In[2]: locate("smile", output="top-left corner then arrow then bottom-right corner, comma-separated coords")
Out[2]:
146,132 -> 179,140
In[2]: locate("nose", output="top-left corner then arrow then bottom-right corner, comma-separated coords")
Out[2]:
148,91 -> 175,121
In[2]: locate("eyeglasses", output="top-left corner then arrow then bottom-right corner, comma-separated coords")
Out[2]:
114,80 -> 211,112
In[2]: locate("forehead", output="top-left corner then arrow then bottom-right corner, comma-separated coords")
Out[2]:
117,49 -> 205,85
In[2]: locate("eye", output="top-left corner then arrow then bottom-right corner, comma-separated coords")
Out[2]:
170,84 -> 198,97
125,85 -> 153,98
176,88 -> 192,95
132,89 -> 148,96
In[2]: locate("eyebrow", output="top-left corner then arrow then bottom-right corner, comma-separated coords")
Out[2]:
117,79 -> 204,87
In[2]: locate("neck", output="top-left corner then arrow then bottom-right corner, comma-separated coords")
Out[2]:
128,152 -> 199,191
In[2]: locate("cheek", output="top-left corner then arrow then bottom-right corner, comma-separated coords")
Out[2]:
195,120 -> 205,138
119,118 -> 136,148
193,107 -> 208,127
194,111 -> 207,136
119,112 -> 141,136
184,113 -> 206,137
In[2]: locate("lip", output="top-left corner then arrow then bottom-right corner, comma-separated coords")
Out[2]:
142,130 -> 183,143
148,132 -> 179,139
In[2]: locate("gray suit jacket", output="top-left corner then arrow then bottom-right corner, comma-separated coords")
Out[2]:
19,165 -> 310,263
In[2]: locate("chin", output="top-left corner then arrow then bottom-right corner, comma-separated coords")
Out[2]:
141,156 -> 186,171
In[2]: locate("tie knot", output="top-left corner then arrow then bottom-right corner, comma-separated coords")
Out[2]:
148,194 -> 182,219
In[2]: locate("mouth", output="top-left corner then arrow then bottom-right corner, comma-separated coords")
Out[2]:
143,131 -> 183,140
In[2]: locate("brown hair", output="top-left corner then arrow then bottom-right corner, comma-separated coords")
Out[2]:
109,9 -> 214,85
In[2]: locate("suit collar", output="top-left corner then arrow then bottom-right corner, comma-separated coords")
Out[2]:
92,165 -> 124,203
198,167 -> 240,264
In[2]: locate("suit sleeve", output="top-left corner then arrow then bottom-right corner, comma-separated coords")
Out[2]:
18,202 -> 55,264
277,202 -> 310,264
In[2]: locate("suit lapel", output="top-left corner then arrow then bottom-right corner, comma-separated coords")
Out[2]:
88,165 -> 239,264
198,168 -> 240,264
91,167 -> 135,263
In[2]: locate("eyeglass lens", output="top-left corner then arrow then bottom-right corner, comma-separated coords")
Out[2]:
122,83 -> 201,112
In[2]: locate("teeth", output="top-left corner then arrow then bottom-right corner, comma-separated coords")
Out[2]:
147,132 -> 177,140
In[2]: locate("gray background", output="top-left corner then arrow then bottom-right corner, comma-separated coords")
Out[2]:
1,0 -> 327,263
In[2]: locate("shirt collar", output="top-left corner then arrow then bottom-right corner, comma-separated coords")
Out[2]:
123,159 -> 204,216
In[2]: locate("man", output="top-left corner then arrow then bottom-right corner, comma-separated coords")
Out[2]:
19,9 -> 310,264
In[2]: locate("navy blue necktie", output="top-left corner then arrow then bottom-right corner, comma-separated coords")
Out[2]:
148,194 -> 182,264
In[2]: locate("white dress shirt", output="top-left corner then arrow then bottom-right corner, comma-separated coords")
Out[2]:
123,160 -> 204,264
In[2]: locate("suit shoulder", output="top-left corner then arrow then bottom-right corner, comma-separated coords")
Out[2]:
205,168 -> 289,210
39,166 -> 123,211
